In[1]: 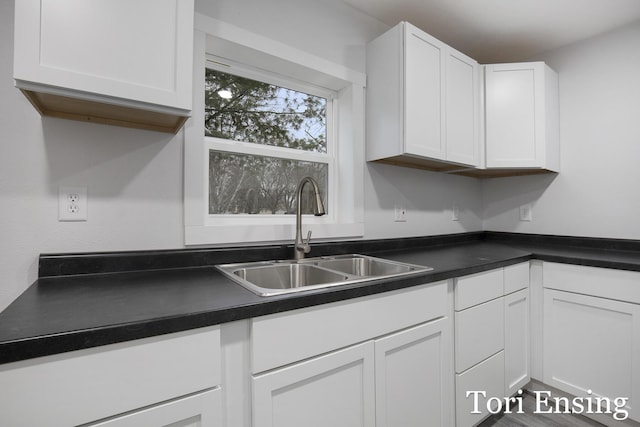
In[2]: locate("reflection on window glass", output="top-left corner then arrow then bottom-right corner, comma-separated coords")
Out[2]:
208,151 -> 328,215
204,68 -> 327,153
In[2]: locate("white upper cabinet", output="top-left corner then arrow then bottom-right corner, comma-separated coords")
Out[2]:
13,0 -> 194,133
484,62 -> 559,171
366,22 -> 479,170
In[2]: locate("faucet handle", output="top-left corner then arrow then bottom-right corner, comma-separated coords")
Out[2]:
303,230 -> 312,253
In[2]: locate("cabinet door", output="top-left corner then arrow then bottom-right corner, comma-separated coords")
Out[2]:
445,48 -> 478,166
87,388 -> 221,427
456,351 -> 505,427
375,318 -> 453,427
504,288 -> 530,395
252,342 -> 375,427
485,62 -> 543,168
404,24 -> 445,160
14,0 -> 193,110
544,289 -> 640,421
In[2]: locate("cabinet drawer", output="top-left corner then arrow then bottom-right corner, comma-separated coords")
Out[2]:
456,351 -> 505,427
251,281 -> 449,373
504,262 -> 529,294
0,326 -> 221,427
455,269 -> 503,311
455,297 -> 504,373
543,262 -> 640,304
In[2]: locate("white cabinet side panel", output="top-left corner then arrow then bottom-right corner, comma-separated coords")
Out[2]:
365,23 -> 404,161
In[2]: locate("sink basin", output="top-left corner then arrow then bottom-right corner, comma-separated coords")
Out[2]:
313,255 -> 418,277
233,263 -> 349,290
217,254 -> 432,296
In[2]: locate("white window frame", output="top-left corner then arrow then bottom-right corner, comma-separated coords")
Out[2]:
184,14 -> 365,246
204,57 -> 337,223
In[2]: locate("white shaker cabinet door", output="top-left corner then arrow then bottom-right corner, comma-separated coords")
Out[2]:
455,351 -> 505,427
13,0 -> 193,132
252,342 -> 375,427
484,62 -> 559,171
404,24 -> 446,160
504,288 -> 530,395
87,388 -> 222,427
14,0 -> 194,110
543,289 -> 640,422
375,318 -> 453,427
445,48 -> 479,166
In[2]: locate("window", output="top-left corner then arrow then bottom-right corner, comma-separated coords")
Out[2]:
204,66 -> 332,216
184,15 -> 365,245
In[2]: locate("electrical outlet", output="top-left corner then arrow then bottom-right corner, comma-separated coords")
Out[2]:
59,186 -> 87,221
519,203 -> 532,222
394,205 -> 407,222
451,205 -> 460,221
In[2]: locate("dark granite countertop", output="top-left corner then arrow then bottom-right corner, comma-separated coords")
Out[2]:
1,231 -> 640,365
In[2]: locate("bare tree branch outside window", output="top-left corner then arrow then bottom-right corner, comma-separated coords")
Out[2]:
205,68 -> 328,215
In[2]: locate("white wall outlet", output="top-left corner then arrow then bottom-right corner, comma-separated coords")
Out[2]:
394,205 -> 407,222
519,203 -> 532,222
59,186 -> 87,221
451,205 -> 460,221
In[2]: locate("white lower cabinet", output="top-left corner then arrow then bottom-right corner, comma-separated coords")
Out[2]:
375,319 -> 453,427
543,287 -> 640,422
250,281 -> 453,427
252,342 -> 375,427
454,262 -> 530,427
252,317 -> 452,427
0,326 -> 222,427
87,388 -> 222,427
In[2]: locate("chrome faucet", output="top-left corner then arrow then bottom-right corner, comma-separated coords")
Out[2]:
294,176 -> 326,260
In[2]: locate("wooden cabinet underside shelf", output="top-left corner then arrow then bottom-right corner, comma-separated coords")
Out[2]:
20,89 -> 189,134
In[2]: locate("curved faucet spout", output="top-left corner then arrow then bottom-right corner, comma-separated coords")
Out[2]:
294,177 -> 325,260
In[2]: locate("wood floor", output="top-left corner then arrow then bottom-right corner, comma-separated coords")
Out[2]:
477,392 -> 605,427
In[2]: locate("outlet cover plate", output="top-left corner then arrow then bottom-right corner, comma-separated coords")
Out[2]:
394,205 -> 407,222
59,186 -> 87,221
519,204 -> 532,222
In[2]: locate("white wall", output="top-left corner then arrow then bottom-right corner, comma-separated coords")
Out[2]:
0,0 -> 186,312
365,163 -> 482,239
482,20 -> 640,239
0,0 -> 483,312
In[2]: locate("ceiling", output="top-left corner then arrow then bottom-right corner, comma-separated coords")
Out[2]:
341,0 -> 640,63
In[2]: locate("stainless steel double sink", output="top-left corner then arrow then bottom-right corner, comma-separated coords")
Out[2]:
216,254 -> 433,296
